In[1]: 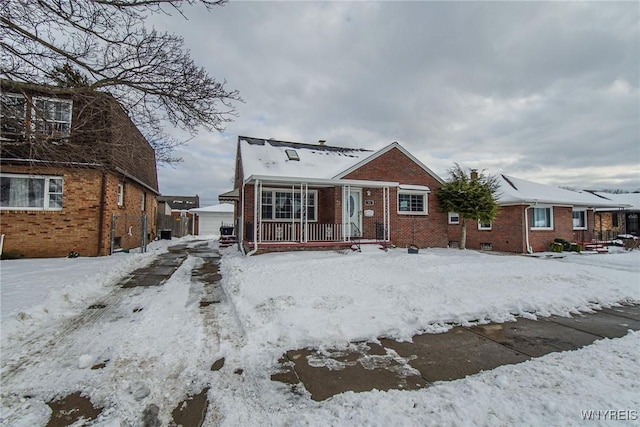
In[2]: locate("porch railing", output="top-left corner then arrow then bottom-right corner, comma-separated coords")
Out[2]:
257,222 -> 348,242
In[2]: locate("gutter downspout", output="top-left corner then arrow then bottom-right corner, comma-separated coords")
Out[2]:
246,179 -> 260,256
524,204 -> 533,254
97,171 -> 107,256
240,181 -> 246,255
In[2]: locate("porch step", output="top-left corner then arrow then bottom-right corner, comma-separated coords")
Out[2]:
582,243 -> 608,253
219,235 -> 237,248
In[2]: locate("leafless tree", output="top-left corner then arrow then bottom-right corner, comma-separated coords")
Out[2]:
1,0 -> 241,162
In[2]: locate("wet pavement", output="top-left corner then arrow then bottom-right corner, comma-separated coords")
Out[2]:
46,241 -> 221,427
273,304 -> 640,401
45,242 -> 640,423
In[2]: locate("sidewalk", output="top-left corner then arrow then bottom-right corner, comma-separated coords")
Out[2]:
272,304 -> 640,401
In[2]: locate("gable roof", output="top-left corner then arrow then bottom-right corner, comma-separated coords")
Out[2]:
496,175 -> 624,208
190,203 -> 234,213
591,192 -> 640,211
157,195 -> 200,210
239,136 -> 373,180
334,141 -> 444,183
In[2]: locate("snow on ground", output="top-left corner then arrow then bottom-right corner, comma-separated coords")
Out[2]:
1,239 -> 639,426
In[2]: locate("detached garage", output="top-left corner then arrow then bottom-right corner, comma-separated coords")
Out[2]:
190,204 -> 234,236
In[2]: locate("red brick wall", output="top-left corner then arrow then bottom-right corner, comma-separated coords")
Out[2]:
343,147 -> 448,248
1,165 -> 157,258
461,205 -> 527,253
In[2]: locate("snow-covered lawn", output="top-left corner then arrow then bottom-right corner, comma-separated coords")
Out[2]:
1,238 -> 639,426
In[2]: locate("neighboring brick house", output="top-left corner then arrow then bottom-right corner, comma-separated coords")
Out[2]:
590,192 -> 640,240
0,80 -> 159,258
453,175 -> 623,253
230,136 -> 447,254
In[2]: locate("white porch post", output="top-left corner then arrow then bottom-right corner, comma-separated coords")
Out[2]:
383,186 -> 390,242
255,180 -> 261,243
342,185 -> 351,241
299,183 -> 308,243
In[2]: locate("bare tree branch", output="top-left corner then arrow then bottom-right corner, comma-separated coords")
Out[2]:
1,0 -> 241,163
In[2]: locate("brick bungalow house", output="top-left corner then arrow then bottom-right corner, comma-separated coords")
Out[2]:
227,136 -> 448,254
0,80 -> 159,258
455,175 -> 624,253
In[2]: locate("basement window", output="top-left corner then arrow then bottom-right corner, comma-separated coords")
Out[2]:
285,149 -> 300,161
480,242 -> 493,251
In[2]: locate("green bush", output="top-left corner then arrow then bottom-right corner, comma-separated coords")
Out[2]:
550,242 -> 564,252
553,238 -> 572,251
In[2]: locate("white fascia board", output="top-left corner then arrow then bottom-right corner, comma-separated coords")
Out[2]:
245,174 -> 399,188
498,198 -> 627,209
399,184 -> 431,192
333,141 -> 445,184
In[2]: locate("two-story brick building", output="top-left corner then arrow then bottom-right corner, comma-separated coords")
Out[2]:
1,80 -> 159,258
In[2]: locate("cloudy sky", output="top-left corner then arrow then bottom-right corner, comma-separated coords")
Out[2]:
152,1 -> 639,206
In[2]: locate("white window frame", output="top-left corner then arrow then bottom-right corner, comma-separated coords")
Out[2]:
572,209 -> 587,230
260,188 -> 318,222
448,212 -> 460,224
141,192 -> 146,211
0,173 -> 63,211
531,206 -> 553,230
32,96 -> 73,137
478,220 -> 492,230
117,182 -> 124,207
397,190 -> 428,215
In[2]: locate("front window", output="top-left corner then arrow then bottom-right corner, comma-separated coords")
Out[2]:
0,174 -> 63,210
261,189 -> 317,221
572,209 -> 587,230
531,206 -> 553,229
33,97 -> 72,137
448,212 -> 460,224
398,191 -> 427,215
1,94 -> 26,136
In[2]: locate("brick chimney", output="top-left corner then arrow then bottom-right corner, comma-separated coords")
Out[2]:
470,169 -> 479,180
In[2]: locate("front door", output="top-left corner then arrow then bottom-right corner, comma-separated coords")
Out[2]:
348,189 -> 362,237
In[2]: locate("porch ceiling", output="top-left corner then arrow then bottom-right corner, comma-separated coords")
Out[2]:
245,174 -> 399,188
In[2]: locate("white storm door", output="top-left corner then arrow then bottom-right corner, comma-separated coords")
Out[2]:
348,189 -> 362,236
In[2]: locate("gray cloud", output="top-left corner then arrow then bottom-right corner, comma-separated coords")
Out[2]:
153,1 -> 639,204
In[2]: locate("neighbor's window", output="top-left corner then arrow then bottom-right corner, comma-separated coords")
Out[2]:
398,191 -> 427,215
448,212 -> 460,224
117,182 -> 124,206
33,97 -> 72,136
0,94 -> 26,136
612,213 -> 619,228
572,209 -> 587,230
260,189 -> 317,221
0,173 -> 63,210
478,220 -> 492,230
531,206 -> 553,229
141,192 -> 146,211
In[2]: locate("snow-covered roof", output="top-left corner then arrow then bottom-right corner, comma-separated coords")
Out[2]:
240,136 -> 373,181
496,175 -> 623,208
190,203 -> 234,214
592,192 -> 640,211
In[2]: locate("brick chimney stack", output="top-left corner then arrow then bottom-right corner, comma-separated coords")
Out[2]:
470,169 -> 479,180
